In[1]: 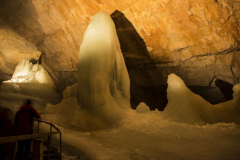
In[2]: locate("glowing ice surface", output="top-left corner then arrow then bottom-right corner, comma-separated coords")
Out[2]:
78,11 -> 130,110
46,11 -> 131,129
0,59 -> 61,111
9,59 -> 55,86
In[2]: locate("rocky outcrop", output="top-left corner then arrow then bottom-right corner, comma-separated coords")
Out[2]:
0,0 -> 239,109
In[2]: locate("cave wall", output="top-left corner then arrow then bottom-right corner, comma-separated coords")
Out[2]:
0,20 -> 41,81
0,0 -> 240,109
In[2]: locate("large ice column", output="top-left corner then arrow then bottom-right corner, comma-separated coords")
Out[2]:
78,11 -> 130,111
164,73 -> 240,124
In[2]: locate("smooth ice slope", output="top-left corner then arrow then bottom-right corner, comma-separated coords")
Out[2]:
164,73 -> 240,124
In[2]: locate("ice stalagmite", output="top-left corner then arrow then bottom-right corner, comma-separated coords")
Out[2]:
78,11 -> 130,111
45,11 -> 130,129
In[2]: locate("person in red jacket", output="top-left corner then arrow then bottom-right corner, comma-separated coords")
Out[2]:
14,99 -> 41,160
0,107 -> 14,160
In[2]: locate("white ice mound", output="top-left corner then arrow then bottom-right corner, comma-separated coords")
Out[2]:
136,102 -> 150,113
164,73 -> 240,124
78,11 -> 130,110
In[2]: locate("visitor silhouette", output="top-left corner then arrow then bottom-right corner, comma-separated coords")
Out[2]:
14,99 -> 41,160
0,106 -> 14,160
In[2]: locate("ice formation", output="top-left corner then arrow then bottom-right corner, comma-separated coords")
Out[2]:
46,11 -> 131,129
0,59 -> 61,111
77,11 -> 130,125
164,73 -> 240,124
9,59 -> 55,86
78,11 -> 130,110
136,102 -> 150,113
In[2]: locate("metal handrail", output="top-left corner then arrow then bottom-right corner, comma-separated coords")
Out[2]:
34,118 -> 62,160
34,118 -> 61,132
0,118 -> 62,160
0,131 -> 59,144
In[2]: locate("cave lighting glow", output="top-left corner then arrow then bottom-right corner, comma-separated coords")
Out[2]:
6,59 -> 55,86
0,11 -> 240,160
0,59 -> 61,111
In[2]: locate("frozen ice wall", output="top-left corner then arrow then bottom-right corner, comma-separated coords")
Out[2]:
163,73 -> 240,124
0,59 -> 61,111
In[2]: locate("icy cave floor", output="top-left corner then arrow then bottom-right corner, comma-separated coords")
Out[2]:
44,113 -> 240,160
1,79 -> 240,160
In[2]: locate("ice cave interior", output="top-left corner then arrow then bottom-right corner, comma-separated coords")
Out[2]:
0,4 -> 240,160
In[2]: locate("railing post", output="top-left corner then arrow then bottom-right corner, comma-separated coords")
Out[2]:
47,135 -> 50,160
50,126 -> 52,145
60,132 -> 62,160
32,119 -> 62,160
37,121 -> 40,133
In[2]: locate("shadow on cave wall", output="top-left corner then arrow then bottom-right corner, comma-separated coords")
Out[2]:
111,10 -> 234,111
111,10 -> 166,111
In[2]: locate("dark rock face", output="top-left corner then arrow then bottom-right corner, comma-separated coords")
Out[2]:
111,10 -> 164,109
215,79 -> 234,101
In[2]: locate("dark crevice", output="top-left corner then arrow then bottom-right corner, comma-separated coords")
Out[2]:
209,77 -> 216,86
215,79 -> 233,101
